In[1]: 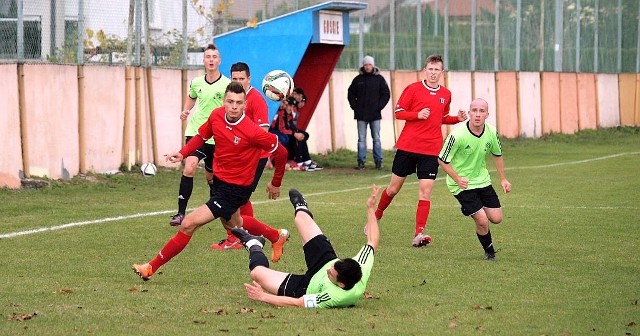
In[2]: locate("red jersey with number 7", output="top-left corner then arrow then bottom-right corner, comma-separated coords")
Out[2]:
394,81 -> 460,156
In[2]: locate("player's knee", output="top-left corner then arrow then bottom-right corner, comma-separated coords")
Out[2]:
489,215 -> 503,224
475,218 -> 490,230
182,161 -> 198,175
178,221 -> 197,235
486,209 -> 503,224
386,187 -> 399,197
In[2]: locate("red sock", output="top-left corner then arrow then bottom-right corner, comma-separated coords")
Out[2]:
375,188 -> 394,219
225,228 -> 236,241
241,215 -> 279,242
149,230 -> 192,272
239,201 -> 254,217
415,200 -> 431,236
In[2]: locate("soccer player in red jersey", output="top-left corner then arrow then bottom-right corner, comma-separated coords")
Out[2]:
209,62 -> 290,254
132,82 -> 289,281
374,54 -> 467,247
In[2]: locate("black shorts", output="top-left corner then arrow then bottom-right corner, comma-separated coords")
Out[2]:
249,158 -> 269,193
185,136 -> 215,173
454,185 -> 502,216
277,235 -> 337,298
391,149 -> 439,179
205,176 -> 253,221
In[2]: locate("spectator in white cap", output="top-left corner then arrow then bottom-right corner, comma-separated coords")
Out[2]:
348,55 -> 390,170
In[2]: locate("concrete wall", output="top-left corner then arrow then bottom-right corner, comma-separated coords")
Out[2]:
1,64 -> 638,188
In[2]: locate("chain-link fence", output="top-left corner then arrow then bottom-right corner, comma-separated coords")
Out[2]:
0,0 -> 638,72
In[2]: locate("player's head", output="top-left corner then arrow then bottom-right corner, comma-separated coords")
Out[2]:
423,54 -> 444,87
362,55 -> 375,73
230,62 -> 251,91
203,44 -> 221,72
223,82 -> 246,121
469,98 -> 489,127
332,258 -> 362,290
292,88 -> 306,108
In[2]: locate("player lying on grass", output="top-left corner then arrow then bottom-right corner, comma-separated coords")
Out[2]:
231,185 -> 379,308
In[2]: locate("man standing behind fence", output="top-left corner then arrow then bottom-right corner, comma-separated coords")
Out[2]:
347,55 -> 390,170
169,44 -> 230,226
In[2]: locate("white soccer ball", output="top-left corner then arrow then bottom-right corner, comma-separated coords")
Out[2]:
140,162 -> 157,176
262,70 -> 294,102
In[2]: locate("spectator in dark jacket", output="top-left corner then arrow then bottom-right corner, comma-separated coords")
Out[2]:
348,55 -> 391,170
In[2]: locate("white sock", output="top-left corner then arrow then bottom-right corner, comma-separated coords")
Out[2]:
245,239 -> 263,249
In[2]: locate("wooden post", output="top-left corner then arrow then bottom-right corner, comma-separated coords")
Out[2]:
17,63 -> 29,178
135,66 -> 142,165
390,70 -> 399,143
146,67 -> 158,163
122,65 -> 132,169
181,69 -> 188,145
328,74 -> 336,153
77,65 -> 86,173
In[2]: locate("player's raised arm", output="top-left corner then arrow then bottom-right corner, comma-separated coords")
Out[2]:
365,185 -> 380,250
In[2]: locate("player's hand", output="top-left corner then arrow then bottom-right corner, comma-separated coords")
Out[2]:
266,183 -> 281,200
180,109 -> 190,120
165,152 -> 183,163
293,132 -> 305,141
457,109 -> 468,121
456,177 -> 469,190
244,281 -> 265,302
418,108 -> 430,119
367,184 -> 380,209
501,179 -> 511,193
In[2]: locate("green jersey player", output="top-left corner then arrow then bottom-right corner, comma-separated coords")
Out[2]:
438,98 -> 512,261
169,44 -> 230,226
232,186 -> 380,308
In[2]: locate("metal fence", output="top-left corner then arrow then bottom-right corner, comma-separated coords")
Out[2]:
1,0 -> 638,73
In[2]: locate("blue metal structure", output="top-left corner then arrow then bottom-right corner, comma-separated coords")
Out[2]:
214,1 -> 367,127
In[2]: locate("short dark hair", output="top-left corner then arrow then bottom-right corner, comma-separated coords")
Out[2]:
230,62 -> 250,76
425,54 -> 444,66
286,97 -> 298,106
334,258 -> 362,290
205,43 -> 218,52
225,81 -> 246,96
293,87 -> 305,95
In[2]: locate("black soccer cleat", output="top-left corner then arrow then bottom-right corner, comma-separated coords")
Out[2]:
483,252 -> 496,261
230,227 -> 265,248
288,188 -> 313,218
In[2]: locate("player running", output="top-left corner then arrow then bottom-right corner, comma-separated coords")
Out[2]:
170,44 -> 230,226
209,62 -> 289,254
374,54 -> 466,247
438,98 -> 511,260
132,82 -> 289,281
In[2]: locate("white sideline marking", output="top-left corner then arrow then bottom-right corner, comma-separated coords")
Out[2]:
2,152 -> 638,239
1,210 -> 175,239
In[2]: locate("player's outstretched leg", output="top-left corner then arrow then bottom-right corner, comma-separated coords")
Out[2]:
231,227 -> 266,250
288,189 -> 313,218
231,228 -> 270,271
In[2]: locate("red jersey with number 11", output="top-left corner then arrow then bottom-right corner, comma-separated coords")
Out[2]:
395,81 -> 459,156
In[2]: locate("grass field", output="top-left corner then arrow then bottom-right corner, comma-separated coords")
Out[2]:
1,127 -> 639,335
